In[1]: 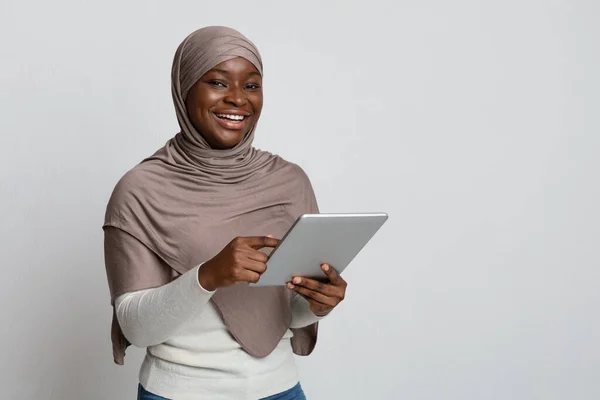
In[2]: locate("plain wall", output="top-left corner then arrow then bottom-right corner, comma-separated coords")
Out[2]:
1,0 -> 598,399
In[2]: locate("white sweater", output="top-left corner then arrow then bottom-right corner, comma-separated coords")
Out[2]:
115,264 -> 323,400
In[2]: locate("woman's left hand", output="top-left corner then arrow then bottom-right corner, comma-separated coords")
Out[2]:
287,263 -> 347,316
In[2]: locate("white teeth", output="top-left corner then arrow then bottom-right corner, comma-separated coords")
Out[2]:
216,114 -> 245,121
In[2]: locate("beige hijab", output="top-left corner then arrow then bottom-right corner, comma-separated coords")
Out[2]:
103,26 -> 319,365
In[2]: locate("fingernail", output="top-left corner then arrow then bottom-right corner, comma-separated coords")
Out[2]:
322,264 -> 329,271
293,277 -> 301,284
267,234 -> 273,238
288,283 -> 295,289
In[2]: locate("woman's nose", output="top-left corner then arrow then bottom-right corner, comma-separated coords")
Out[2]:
224,85 -> 246,107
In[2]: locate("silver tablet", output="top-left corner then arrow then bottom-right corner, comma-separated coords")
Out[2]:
250,213 -> 388,287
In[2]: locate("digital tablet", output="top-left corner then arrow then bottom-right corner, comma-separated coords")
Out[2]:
250,213 -> 388,287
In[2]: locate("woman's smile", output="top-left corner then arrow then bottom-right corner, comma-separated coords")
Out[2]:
212,110 -> 251,130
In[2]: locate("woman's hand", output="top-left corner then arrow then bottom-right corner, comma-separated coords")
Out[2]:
198,236 -> 280,291
287,264 -> 347,316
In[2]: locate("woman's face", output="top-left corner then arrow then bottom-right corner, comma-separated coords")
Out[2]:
185,57 -> 263,149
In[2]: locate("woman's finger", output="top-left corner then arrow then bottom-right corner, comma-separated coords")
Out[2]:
288,284 -> 338,307
239,270 -> 262,284
321,264 -> 346,287
243,236 -> 280,250
290,277 -> 339,297
245,248 -> 269,263
244,259 -> 267,274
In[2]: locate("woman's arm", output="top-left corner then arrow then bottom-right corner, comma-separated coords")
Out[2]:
105,227 -> 215,347
289,293 -> 326,329
115,264 -> 215,347
118,269 -> 322,343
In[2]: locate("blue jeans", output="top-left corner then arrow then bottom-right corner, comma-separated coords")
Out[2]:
137,382 -> 306,400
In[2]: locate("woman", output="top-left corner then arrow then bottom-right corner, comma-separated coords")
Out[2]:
103,26 -> 347,400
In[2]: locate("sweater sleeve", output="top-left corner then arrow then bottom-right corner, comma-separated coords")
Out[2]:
115,264 -> 215,347
289,294 -> 326,329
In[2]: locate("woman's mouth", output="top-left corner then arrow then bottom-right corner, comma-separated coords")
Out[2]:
213,113 -> 249,130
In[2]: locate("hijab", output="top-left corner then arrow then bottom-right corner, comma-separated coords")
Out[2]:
103,26 -> 319,364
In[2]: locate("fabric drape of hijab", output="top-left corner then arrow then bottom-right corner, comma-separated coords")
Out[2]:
103,26 -> 319,365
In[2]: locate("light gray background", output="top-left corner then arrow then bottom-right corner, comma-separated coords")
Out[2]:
1,1 -> 598,399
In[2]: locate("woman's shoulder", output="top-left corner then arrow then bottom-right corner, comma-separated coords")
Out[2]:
104,161 -> 162,217
262,153 -> 318,213
113,162 -> 159,194
261,152 -> 315,195
259,150 -> 312,182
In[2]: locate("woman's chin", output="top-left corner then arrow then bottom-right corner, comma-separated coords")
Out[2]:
210,133 -> 246,149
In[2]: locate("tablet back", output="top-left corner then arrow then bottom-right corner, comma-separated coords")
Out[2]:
251,213 -> 388,286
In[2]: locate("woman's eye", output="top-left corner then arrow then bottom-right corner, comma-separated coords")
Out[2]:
209,81 -> 226,87
246,83 -> 261,90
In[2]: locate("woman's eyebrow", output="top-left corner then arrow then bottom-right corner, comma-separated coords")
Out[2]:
209,68 -> 261,77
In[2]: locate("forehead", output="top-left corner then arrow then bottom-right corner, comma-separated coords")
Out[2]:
206,57 -> 261,77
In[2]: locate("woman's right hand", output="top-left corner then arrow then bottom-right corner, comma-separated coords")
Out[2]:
197,236 -> 280,291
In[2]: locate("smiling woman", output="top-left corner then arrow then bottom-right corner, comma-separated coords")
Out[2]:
186,57 -> 263,149
102,26 -> 347,400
